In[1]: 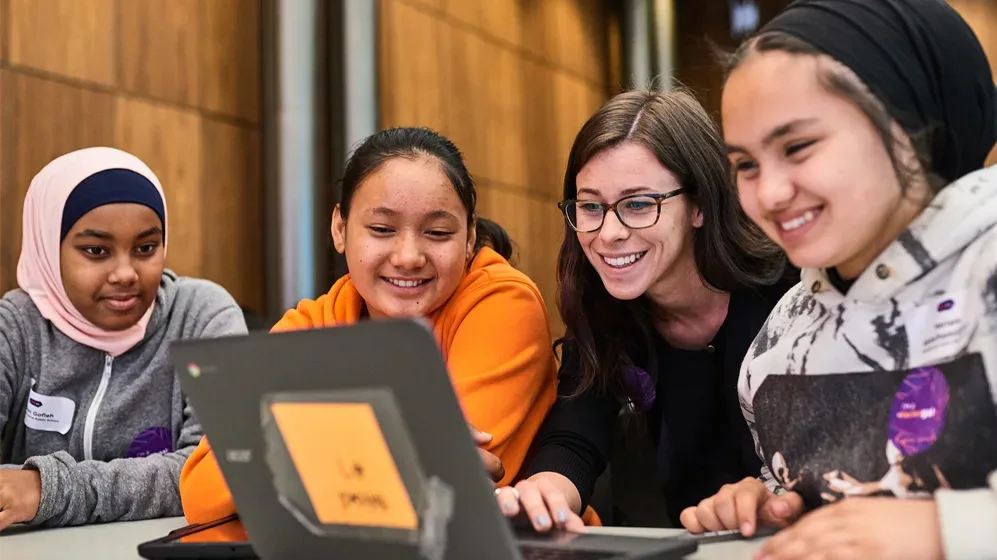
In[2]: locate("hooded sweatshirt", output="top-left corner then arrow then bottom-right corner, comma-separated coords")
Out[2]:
740,166 -> 997,560
179,247 -> 558,541
0,147 -> 248,527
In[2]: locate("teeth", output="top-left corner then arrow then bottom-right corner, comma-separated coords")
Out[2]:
386,278 -> 425,288
603,252 -> 644,268
780,210 -> 816,231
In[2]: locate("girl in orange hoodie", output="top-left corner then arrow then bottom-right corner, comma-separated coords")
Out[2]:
178,127 -> 558,540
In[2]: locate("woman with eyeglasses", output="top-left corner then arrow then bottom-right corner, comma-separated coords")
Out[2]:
493,88 -> 794,532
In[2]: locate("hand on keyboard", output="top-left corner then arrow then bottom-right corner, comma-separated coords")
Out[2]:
495,473 -> 586,534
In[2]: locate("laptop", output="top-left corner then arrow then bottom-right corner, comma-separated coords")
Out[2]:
140,319 -> 698,560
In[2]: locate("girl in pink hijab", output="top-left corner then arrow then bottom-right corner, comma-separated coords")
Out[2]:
0,147 -> 247,529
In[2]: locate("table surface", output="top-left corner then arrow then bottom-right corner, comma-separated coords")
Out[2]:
0,517 -> 767,560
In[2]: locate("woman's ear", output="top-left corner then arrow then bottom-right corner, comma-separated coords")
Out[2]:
331,204 -> 347,254
691,204 -> 705,229
466,219 -> 477,259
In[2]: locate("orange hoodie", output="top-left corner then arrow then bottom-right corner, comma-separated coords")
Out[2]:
179,247 -> 558,540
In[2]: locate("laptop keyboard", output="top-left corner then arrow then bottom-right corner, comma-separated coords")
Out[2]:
518,546 -> 616,560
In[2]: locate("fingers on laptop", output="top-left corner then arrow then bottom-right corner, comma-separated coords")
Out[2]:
680,477 -> 793,536
495,479 -> 583,533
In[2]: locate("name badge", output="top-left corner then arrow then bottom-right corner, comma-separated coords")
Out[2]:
24,387 -> 76,435
908,291 -> 972,367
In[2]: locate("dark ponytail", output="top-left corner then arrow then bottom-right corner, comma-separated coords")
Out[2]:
340,127 -> 514,261
474,217 -> 513,261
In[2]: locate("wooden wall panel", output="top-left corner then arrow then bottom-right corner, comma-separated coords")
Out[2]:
521,58 -> 561,201
1,0 -> 9,62
446,26 -> 487,177
479,0 -> 524,48
8,0 -> 116,86
443,0 -> 478,27
379,0 -> 451,132
482,45 -> 528,189
0,68 -> 10,284
119,0 -> 201,106
379,0 -> 613,335
201,120 -> 264,312
200,0 -> 260,122
114,98 -> 203,277
1,0 -> 265,313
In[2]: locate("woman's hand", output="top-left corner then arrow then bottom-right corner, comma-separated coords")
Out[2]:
0,469 -> 42,530
494,472 -> 586,533
680,477 -> 804,537
469,424 -> 505,483
754,497 -> 942,560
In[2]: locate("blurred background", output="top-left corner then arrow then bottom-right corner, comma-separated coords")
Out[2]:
2,0 -> 995,334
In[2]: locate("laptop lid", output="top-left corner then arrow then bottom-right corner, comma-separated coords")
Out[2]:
172,319 -> 536,559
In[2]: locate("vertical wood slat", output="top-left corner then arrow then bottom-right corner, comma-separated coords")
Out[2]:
199,0 -> 261,123
0,68 -> 9,290
0,0 -> 10,62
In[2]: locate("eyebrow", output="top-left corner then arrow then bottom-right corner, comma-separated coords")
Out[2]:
74,229 -> 113,240
424,209 -> 460,221
136,227 -> 164,239
726,118 -> 818,154
73,227 -> 163,241
367,207 -> 460,221
576,186 -> 654,198
368,207 -> 397,217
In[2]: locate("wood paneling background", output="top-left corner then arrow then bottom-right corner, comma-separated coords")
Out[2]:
0,0 -> 264,313
378,0 -> 619,334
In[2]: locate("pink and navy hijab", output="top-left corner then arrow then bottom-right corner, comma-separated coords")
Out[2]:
16,147 -> 168,356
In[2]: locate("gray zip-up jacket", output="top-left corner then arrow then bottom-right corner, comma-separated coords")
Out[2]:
0,270 -> 247,526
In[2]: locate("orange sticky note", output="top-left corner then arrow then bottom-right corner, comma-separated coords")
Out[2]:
269,402 -> 419,530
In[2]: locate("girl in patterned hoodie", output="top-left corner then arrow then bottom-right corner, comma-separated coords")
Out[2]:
681,1 -> 997,559
0,147 -> 247,529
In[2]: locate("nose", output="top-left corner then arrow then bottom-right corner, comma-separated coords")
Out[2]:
390,232 -> 427,270
597,208 -> 630,244
107,256 -> 139,286
755,166 -> 796,212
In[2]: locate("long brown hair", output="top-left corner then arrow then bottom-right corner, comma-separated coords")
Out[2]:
556,88 -> 785,398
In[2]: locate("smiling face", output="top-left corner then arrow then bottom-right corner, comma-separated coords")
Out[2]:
59,203 -> 166,330
723,50 -> 928,278
573,141 -> 701,301
332,155 -> 474,319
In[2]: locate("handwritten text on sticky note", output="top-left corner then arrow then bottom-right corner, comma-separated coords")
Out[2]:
270,402 -> 418,530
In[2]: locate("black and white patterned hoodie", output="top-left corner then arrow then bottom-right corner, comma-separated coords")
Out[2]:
740,166 -> 997,559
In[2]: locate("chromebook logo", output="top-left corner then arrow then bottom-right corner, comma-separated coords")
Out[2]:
187,363 -> 201,378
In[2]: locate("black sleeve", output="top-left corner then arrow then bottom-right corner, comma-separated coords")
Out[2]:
519,340 -> 622,509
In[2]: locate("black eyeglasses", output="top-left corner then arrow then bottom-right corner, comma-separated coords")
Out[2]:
557,189 -> 687,233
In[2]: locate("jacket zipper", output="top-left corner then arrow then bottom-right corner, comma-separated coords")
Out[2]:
83,355 -> 113,461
